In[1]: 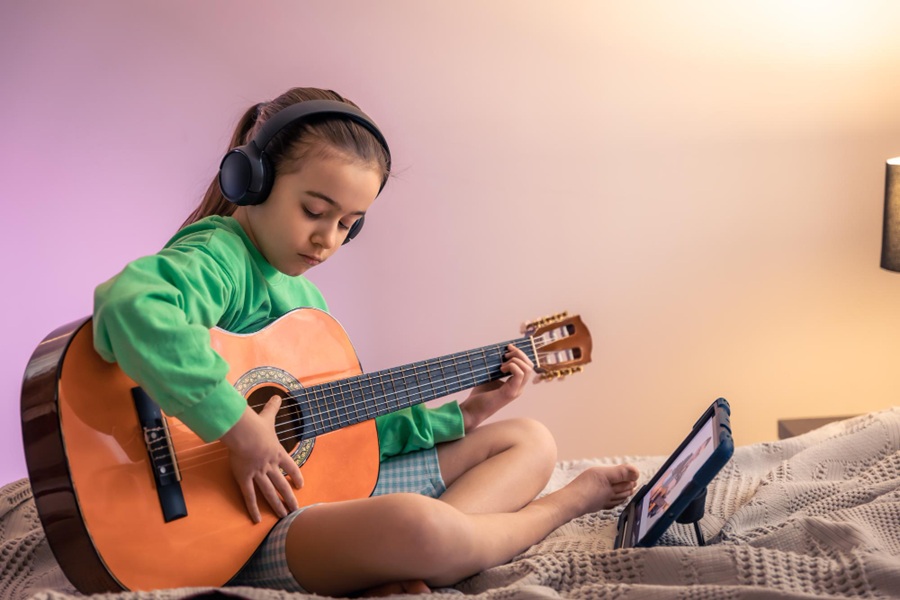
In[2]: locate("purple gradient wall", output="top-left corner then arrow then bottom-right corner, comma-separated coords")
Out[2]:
2,1 -> 900,486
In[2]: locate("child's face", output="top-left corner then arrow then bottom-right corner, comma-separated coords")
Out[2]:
235,154 -> 382,276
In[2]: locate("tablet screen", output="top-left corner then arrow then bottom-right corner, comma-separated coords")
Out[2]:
636,417 -> 714,540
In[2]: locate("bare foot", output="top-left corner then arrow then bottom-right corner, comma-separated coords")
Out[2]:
575,464 -> 641,512
540,464 -> 640,521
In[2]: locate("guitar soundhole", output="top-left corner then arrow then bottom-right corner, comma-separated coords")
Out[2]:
246,387 -> 303,453
233,367 -> 314,468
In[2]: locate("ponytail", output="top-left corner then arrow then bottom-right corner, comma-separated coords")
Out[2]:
180,103 -> 262,228
181,88 -> 390,230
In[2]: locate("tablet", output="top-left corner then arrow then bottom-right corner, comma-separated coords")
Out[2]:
614,397 -> 733,548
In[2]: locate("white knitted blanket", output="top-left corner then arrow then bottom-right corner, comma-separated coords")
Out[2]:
2,408 -> 899,600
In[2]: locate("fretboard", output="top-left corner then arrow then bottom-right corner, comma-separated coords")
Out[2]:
292,337 -> 535,440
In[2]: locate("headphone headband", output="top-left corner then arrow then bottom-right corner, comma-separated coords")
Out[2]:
218,98 -> 391,244
252,99 -> 391,174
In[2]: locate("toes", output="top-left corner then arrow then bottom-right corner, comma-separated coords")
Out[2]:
606,464 -> 640,484
604,491 -> 632,508
620,464 -> 641,481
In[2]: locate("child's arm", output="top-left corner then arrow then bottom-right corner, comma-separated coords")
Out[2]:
458,344 -> 534,432
94,227 -> 306,521
93,237 -> 246,442
375,402 -> 466,461
375,344 -> 534,460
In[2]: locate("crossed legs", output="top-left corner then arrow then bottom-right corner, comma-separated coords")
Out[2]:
284,418 -> 639,596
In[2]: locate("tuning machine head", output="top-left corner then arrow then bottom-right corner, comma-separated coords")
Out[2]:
523,311 -> 570,336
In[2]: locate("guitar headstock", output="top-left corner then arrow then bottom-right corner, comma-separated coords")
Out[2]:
523,312 -> 592,380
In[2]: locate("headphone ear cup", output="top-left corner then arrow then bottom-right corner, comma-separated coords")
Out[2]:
219,142 -> 271,206
342,215 -> 365,245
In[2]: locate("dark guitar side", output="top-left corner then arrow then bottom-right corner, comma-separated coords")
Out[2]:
21,317 -> 123,593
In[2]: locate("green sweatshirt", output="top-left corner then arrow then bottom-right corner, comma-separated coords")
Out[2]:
93,216 -> 464,459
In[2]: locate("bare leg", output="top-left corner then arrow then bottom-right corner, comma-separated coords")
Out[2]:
284,463 -> 640,596
361,417 -> 556,595
437,418 -> 558,513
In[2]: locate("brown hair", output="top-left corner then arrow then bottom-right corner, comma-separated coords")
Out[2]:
182,87 -> 390,228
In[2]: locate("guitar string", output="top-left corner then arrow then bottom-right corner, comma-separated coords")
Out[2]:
162,341 -> 539,471
158,355 -> 528,474
143,334 -> 577,473
162,337 -> 534,445
144,335 -> 571,472
144,334 -> 564,470
150,350 -> 577,477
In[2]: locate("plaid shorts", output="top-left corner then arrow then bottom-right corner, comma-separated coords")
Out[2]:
229,446 -> 446,592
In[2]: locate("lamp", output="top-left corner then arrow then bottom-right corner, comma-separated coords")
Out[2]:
882,157 -> 900,272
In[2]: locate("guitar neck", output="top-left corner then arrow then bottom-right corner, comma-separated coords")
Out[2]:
295,337 -> 535,439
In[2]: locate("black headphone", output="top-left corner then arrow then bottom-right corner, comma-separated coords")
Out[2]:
218,99 -> 391,244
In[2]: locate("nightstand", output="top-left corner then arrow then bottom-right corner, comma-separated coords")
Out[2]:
777,416 -> 858,440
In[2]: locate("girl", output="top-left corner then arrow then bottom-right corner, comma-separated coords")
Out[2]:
93,86 -> 640,596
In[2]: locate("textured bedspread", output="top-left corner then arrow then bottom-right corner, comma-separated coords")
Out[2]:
2,408 -> 899,599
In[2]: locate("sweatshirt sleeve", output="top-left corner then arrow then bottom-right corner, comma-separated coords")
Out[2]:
375,401 -> 466,461
93,237 -> 247,442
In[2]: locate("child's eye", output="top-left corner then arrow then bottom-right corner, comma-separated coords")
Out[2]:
338,221 -> 352,231
303,208 -> 322,219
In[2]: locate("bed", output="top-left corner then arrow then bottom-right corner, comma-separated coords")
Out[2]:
2,408 -> 898,600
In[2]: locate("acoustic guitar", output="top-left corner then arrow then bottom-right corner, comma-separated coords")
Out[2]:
20,308 -> 591,593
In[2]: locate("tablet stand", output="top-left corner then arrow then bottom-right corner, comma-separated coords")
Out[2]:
675,487 -> 707,546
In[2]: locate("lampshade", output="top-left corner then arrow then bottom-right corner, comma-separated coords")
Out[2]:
882,157 -> 900,272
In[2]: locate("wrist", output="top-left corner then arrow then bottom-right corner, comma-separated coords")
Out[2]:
219,406 -> 258,451
460,399 -> 484,432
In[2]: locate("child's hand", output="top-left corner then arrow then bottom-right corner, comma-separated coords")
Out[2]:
219,396 -> 304,523
459,344 -> 534,432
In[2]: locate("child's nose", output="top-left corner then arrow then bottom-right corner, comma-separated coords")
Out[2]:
314,223 -> 339,249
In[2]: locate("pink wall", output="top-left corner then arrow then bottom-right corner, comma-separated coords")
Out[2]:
3,1 -> 900,486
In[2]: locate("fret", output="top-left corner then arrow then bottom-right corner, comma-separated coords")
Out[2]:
351,378 -> 365,425
345,378 -> 356,425
433,355 -> 446,396
340,377 -> 360,428
298,337 -> 532,437
406,365 -> 423,410
449,355 -> 462,395
325,381 -> 340,430
443,354 -> 459,390
368,373 -> 381,421
307,384 -> 324,437
413,361 -> 437,399
481,346 -> 497,384
465,351 -> 476,390
363,376 -> 376,422
479,347 -> 490,387
436,356 -> 451,397
383,370 -> 396,415
322,382 -> 337,434
340,379 -> 352,425
438,351 -> 465,397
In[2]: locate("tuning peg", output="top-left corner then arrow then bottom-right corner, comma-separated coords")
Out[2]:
524,311 -> 569,333
538,364 -> 584,381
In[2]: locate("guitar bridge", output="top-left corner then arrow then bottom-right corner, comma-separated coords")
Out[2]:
132,387 -> 188,523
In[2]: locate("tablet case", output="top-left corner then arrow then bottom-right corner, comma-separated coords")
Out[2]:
614,397 -> 733,548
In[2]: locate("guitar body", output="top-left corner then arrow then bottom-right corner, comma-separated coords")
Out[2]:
21,309 -> 379,592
